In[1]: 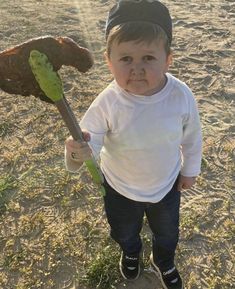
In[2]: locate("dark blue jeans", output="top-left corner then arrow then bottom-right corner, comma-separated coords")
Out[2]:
103,177 -> 181,271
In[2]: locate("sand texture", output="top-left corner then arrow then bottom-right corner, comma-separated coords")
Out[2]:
0,0 -> 234,288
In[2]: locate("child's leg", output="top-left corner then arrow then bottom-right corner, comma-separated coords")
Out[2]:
146,180 -> 181,271
103,179 -> 145,256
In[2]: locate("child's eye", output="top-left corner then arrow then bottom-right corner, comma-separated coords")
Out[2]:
120,56 -> 132,63
143,55 -> 156,61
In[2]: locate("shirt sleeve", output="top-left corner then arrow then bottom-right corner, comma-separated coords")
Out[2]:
180,94 -> 203,177
79,95 -> 109,160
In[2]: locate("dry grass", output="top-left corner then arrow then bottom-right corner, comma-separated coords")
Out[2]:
0,0 -> 234,288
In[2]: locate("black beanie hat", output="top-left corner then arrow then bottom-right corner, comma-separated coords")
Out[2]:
105,0 -> 172,44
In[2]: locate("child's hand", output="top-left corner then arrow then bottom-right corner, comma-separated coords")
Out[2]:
177,175 -> 196,191
65,131 -> 91,163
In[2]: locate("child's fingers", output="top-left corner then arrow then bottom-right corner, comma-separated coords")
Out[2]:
65,137 -> 80,151
68,131 -> 91,142
69,141 -> 90,154
65,131 -> 91,146
65,132 -> 92,162
82,131 -> 91,142
70,144 -> 91,162
177,182 -> 183,191
67,141 -> 91,162
181,183 -> 191,190
177,175 -> 196,191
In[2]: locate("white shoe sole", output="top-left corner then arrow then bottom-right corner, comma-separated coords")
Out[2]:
150,254 -> 183,289
119,253 -> 140,280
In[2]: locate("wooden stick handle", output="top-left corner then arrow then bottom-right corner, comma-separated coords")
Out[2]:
55,97 -> 84,141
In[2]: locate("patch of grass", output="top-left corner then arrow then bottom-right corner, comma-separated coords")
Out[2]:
180,210 -> 201,240
82,243 -> 120,289
206,217 -> 235,242
0,174 -> 17,214
186,272 -> 199,289
203,252 -> 234,289
0,1 -> 234,288
0,121 -> 14,137
201,156 -> 209,171
0,174 -> 14,193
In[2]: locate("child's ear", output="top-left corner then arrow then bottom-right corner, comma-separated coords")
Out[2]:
165,52 -> 173,72
104,51 -> 110,64
104,51 -> 113,73
167,52 -> 173,67
104,51 -> 108,61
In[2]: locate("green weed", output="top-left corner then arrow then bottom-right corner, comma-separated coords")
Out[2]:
0,121 -> 13,137
0,174 -> 17,214
180,210 -> 201,240
82,244 -> 120,289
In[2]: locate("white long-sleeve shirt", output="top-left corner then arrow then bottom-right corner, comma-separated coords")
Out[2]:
66,73 -> 202,202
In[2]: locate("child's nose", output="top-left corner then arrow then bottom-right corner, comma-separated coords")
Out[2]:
130,62 -> 145,75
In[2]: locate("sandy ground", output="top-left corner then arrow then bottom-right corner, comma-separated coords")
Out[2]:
0,0 -> 234,289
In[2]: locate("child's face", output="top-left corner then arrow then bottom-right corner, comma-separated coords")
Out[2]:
106,39 -> 172,96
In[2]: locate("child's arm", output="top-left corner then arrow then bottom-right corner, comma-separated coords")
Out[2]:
180,93 -> 203,185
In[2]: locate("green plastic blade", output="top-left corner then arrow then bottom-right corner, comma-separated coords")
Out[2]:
85,158 -> 105,196
28,50 -> 63,102
85,158 -> 103,184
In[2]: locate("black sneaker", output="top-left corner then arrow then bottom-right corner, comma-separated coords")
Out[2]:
119,252 -> 140,280
150,254 -> 183,289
